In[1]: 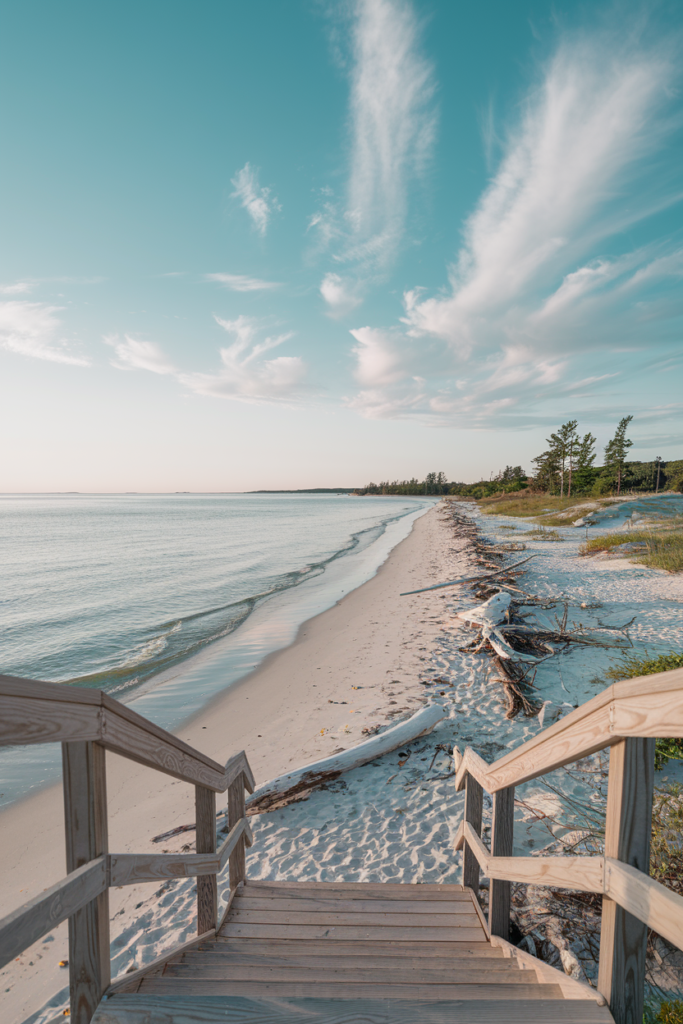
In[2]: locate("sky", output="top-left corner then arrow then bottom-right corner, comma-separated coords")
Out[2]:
1,0 -> 682,491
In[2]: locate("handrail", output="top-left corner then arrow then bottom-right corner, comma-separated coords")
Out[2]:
454,665 -> 683,1024
0,674 -> 255,793
455,666 -> 683,792
0,673 -> 255,1024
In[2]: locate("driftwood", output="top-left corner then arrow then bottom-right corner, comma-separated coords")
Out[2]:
399,556 -> 536,596
246,703 -> 446,814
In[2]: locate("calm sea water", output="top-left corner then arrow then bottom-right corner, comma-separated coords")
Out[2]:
0,493 -> 434,806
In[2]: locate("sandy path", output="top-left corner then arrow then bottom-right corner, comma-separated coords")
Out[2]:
1,503 -> 472,1024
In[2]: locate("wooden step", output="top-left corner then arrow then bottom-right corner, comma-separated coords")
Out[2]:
178,952 -> 517,972
243,880 -> 466,893
160,965 -> 529,984
221,923 -> 487,941
208,937 -> 501,956
238,883 -> 470,901
231,896 -> 477,914
228,909 -> 482,927
94,994 -> 615,1022
137,977 -> 565,999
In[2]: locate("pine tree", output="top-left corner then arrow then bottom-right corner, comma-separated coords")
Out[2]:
574,432 -> 597,491
547,420 -> 578,498
604,416 -> 633,495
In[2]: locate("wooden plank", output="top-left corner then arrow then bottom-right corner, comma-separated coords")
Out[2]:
107,930 -> 216,995
0,693 -> 101,746
196,786 -> 217,934
0,857 -> 107,969
138,978 -> 563,999
463,772 -> 483,896
63,740 -> 110,1024
236,887 -> 472,902
241,881 -> 466,895
598,740 -> 654,1022
212,938 -> 500,955
179,952 -> 518,971
488,786 -> 513,939
92,994 -> 616,1024
456,668 -> 683,794
161,965 -> 530,984
101,706 -> 225,791
0,673 -> 102,703
225,750 -> 255,794
597,738 -> 654,1024
456,823 -> 604,892
230,896 -> 477,914
604,857 -> 683,952
229,910 -> 482,927
228,775 -> 247,889
491,934 -> 607,1005
221,924 -> 487,941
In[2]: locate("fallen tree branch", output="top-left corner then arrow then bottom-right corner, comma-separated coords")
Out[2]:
246,703 -> 447,814
399,555 -> 537,596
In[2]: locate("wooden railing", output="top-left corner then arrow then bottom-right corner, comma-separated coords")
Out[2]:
454,666 -> 683,1024
0,674 -> 255,1024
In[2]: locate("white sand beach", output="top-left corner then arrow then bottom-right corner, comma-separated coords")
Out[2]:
1,503 -> 471,1024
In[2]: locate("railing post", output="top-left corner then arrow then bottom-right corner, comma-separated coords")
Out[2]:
195,785 -> 217,934
488,785 -> 514,938
462,772 -> 483,901
62,741 -> 110,1024
598,738 -> 655,1023
228,772 -> 247,889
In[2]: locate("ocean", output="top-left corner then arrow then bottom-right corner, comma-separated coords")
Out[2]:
0,492 -> 435,807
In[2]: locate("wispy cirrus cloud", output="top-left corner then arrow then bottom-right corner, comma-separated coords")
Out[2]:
0,300 -> 89,365
179,316 -> 306,402
0,281 -> 33,295
348,24 -> 683,427
107,316 -> 308,405
105,335 -> 178,375
315,0 -> 436,315
230,163 -> 280,236
206,273 -> 282,292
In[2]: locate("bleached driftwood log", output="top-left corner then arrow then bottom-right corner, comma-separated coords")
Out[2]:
246,703 -> 446,813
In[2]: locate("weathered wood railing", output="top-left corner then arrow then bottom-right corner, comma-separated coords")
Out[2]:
454,665 -> 683,1024
0,674 -> 255,1024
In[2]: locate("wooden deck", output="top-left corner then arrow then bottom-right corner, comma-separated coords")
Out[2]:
92,881 -> 613,1023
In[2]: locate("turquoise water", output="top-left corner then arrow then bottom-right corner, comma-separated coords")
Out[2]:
0,493 -> 434,806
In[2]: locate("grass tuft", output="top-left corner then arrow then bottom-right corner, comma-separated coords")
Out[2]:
580,529 -> 683,573
525,527 -> 564,542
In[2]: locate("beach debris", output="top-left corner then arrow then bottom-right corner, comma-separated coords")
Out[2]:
245,703 -> 446,814
151,823 -> 196,844
399,555 -> 536,596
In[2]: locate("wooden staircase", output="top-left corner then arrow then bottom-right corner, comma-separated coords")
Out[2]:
93,880 -> 613,1023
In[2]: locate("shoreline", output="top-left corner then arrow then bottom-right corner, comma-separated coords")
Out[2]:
1,502 -> 474,1024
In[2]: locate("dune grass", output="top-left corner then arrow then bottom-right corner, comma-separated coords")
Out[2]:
524,526 -> 564,542
580,528 -> 683,572
478,492 -> 587,518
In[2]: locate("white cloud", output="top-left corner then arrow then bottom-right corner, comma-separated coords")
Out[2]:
404,34 -> 680,348
205,273 -> 281,292
0,282 -> 32,295
107,316 -> 308,405
320,273 -> 361,316
316,0 -> 436,312
230,163 -> 279,236
0,301 -> 89,365
179,316 -> 306,402
347,27 -> 683,427
105,335 -> 177,375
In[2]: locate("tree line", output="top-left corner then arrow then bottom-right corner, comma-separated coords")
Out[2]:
356,417 -> 683,499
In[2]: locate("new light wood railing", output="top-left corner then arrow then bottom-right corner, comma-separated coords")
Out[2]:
454,666 -> 683,1024
0,674 -> 255,1024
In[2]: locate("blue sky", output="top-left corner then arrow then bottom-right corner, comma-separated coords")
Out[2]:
1,0 -> 682,490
